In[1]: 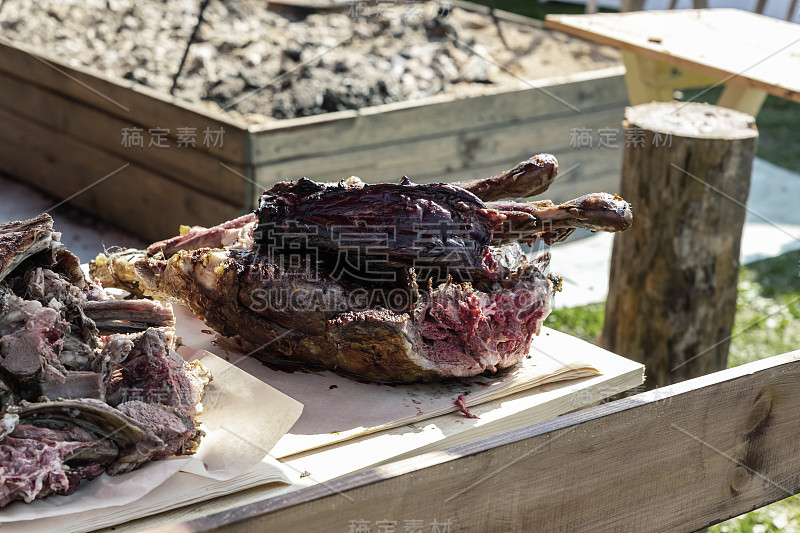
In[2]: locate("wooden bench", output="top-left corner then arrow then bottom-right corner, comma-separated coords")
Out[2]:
546,9 -> 800,116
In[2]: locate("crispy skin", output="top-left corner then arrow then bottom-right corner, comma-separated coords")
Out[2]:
254,177 -> 632,284
255,177 -> 503,280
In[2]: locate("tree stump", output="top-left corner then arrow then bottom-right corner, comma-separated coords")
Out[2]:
602,102 -> 758,388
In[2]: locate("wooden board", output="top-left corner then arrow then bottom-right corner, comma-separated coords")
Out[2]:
266,0 -> 351,17
0,106 -> 241,242
253,126 -> 624,205
249,67 -> 627,165
0,70 -> 249,206
0,40 -> 248,163
135,350 -> 800,533
253,71 -> 628,200
0,16 -> 628,241
546,9 -> 800,103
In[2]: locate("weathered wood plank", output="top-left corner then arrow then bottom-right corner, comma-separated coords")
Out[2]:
620,50 -> 675,104
249,67 -> 627,166
264,0 -> 539,23
146,350 -> 800,532
717,84 -> 769,117
0,106 -> 240,243
0,40 -> 248,163
0,70 -> 247,205
545,10 -> 800,104
254,105 -> 625,202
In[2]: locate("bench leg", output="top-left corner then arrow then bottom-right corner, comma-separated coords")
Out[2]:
717,84 -> 768,116
621,51 -> 721,105
620,51 -> 674,104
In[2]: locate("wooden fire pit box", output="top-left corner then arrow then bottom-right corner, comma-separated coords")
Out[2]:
0,6 -> 627,243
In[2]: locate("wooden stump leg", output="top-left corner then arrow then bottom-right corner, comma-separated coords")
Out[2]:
717,84 -> 768,116
621,51 -> 722,106
621,51 -> 674,104
602,102 -> 758,388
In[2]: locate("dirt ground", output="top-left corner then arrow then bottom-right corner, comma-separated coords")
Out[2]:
0,0 -> 621,122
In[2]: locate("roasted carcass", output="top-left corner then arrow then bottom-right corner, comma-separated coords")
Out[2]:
0,215 -> 211,507
94,155 -> 632,382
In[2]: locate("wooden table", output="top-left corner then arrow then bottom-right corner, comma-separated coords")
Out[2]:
546,9 -> 800,116
131,350 -> 800,532
80,329 -> 643,533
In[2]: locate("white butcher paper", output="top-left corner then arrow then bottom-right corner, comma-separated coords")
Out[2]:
171,305 -> 602,459
0,347 -> 304,528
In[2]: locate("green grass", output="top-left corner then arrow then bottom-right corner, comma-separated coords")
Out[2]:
545,251 -> 800,368
755,96 -> 800,173
546,302 -> 605,343
709,495 -> 800,533
728,250 -> 800,368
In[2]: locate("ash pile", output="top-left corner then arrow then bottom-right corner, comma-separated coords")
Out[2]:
0,0 -> 620,120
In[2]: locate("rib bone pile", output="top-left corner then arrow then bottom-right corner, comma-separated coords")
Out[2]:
0,215 -> 211,507
94,154 -> 632,382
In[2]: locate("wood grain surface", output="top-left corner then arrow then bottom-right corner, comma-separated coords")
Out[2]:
134,349 -> 800,533
546,9 -> 800,103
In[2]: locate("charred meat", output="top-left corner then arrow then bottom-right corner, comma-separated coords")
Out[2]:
94,155 -> 632,382
0,215 -> 211,507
